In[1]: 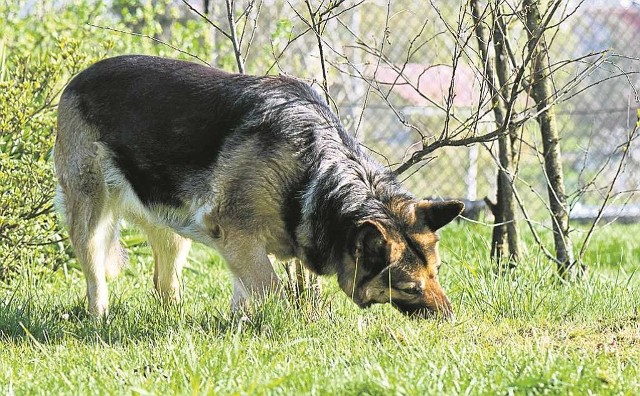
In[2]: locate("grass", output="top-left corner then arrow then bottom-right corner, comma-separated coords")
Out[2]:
1,223 -> 639,395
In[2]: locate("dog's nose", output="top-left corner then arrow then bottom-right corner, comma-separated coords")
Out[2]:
392,293 -> 454,320
401,304 -> 454,320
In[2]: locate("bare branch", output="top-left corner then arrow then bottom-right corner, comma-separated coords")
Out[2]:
302,0 -> 331,104
87,23 -> 211,66
225,0 -> 246,73
242,0 -> 264,62
181,0 -> 231,40
577,122 -> 640,262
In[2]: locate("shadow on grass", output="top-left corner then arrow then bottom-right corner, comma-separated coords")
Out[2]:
0,289 -> 239,346
0,286 -> 337,346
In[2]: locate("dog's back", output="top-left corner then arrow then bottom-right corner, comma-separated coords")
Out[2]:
59,56 -> 316,207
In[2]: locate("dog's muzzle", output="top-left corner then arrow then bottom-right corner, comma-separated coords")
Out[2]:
392,298 -> 454,320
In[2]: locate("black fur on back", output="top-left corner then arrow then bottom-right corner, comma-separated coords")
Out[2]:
64,55 -> 321,207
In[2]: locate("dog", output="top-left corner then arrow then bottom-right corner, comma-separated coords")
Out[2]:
54,55 -> 464,318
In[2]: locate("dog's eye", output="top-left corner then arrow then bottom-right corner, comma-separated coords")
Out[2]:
398,285 -> 423,295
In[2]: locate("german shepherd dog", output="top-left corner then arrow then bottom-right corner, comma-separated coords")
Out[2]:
54,55 -> 464,318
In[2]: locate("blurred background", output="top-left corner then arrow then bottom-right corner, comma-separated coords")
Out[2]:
3,0 -> 640,273
198,0 -> 640,225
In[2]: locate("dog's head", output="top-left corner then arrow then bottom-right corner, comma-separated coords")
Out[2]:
338,199 -> 464,319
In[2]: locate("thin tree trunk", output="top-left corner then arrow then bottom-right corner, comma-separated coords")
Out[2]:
524,0 -> 576,276
484,186 -> 506,262
493,6 -> 521,263
471,0 -> 520,265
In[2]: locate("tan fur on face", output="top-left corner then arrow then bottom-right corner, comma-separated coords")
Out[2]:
350,200 -> 454,317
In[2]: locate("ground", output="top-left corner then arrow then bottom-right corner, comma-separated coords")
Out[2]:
1,223 -> 639,394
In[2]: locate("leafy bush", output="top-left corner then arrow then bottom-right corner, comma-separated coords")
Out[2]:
1,5 -> 101,278
0,0 -> 215,279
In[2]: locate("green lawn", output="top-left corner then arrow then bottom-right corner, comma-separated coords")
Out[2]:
1,223 -> 639,395
3,1 -> 640,394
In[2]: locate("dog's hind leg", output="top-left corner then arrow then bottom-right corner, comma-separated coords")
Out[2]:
140,223 -> 191,303
55,97 -> 126,316
55,179 -> 121,317
104,220 -> 127,279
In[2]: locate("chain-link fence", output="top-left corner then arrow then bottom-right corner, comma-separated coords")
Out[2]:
68,0 -> 640,226
202,0 -> 639,227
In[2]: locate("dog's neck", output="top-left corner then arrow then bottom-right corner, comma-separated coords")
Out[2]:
296,124 -> 411,275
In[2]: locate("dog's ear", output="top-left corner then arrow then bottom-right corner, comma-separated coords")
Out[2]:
415,200 -> 465,231
354,221 -> 388,260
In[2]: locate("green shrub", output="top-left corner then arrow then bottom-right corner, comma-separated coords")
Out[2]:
0,0 -> 215,279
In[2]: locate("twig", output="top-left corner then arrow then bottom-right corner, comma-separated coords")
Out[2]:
180,0 -> 231,40
303,0 -> 330,104
225,0 -> 245,73
577,122 -> 639,262
242,0 -> 264,62
87,23 -> 211,66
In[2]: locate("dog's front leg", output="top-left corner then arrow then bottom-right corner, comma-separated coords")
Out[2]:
144,225 -> 192,303
231,278 -> 250,311
219,235 -> 281,311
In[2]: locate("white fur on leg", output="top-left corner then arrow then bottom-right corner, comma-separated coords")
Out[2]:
221,234 -> 282,311
86,275 -> 109,317
144,225 -> 192,303
231,277 -> 249,312
104,220 -> 127,279
83,214 -> 116,316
